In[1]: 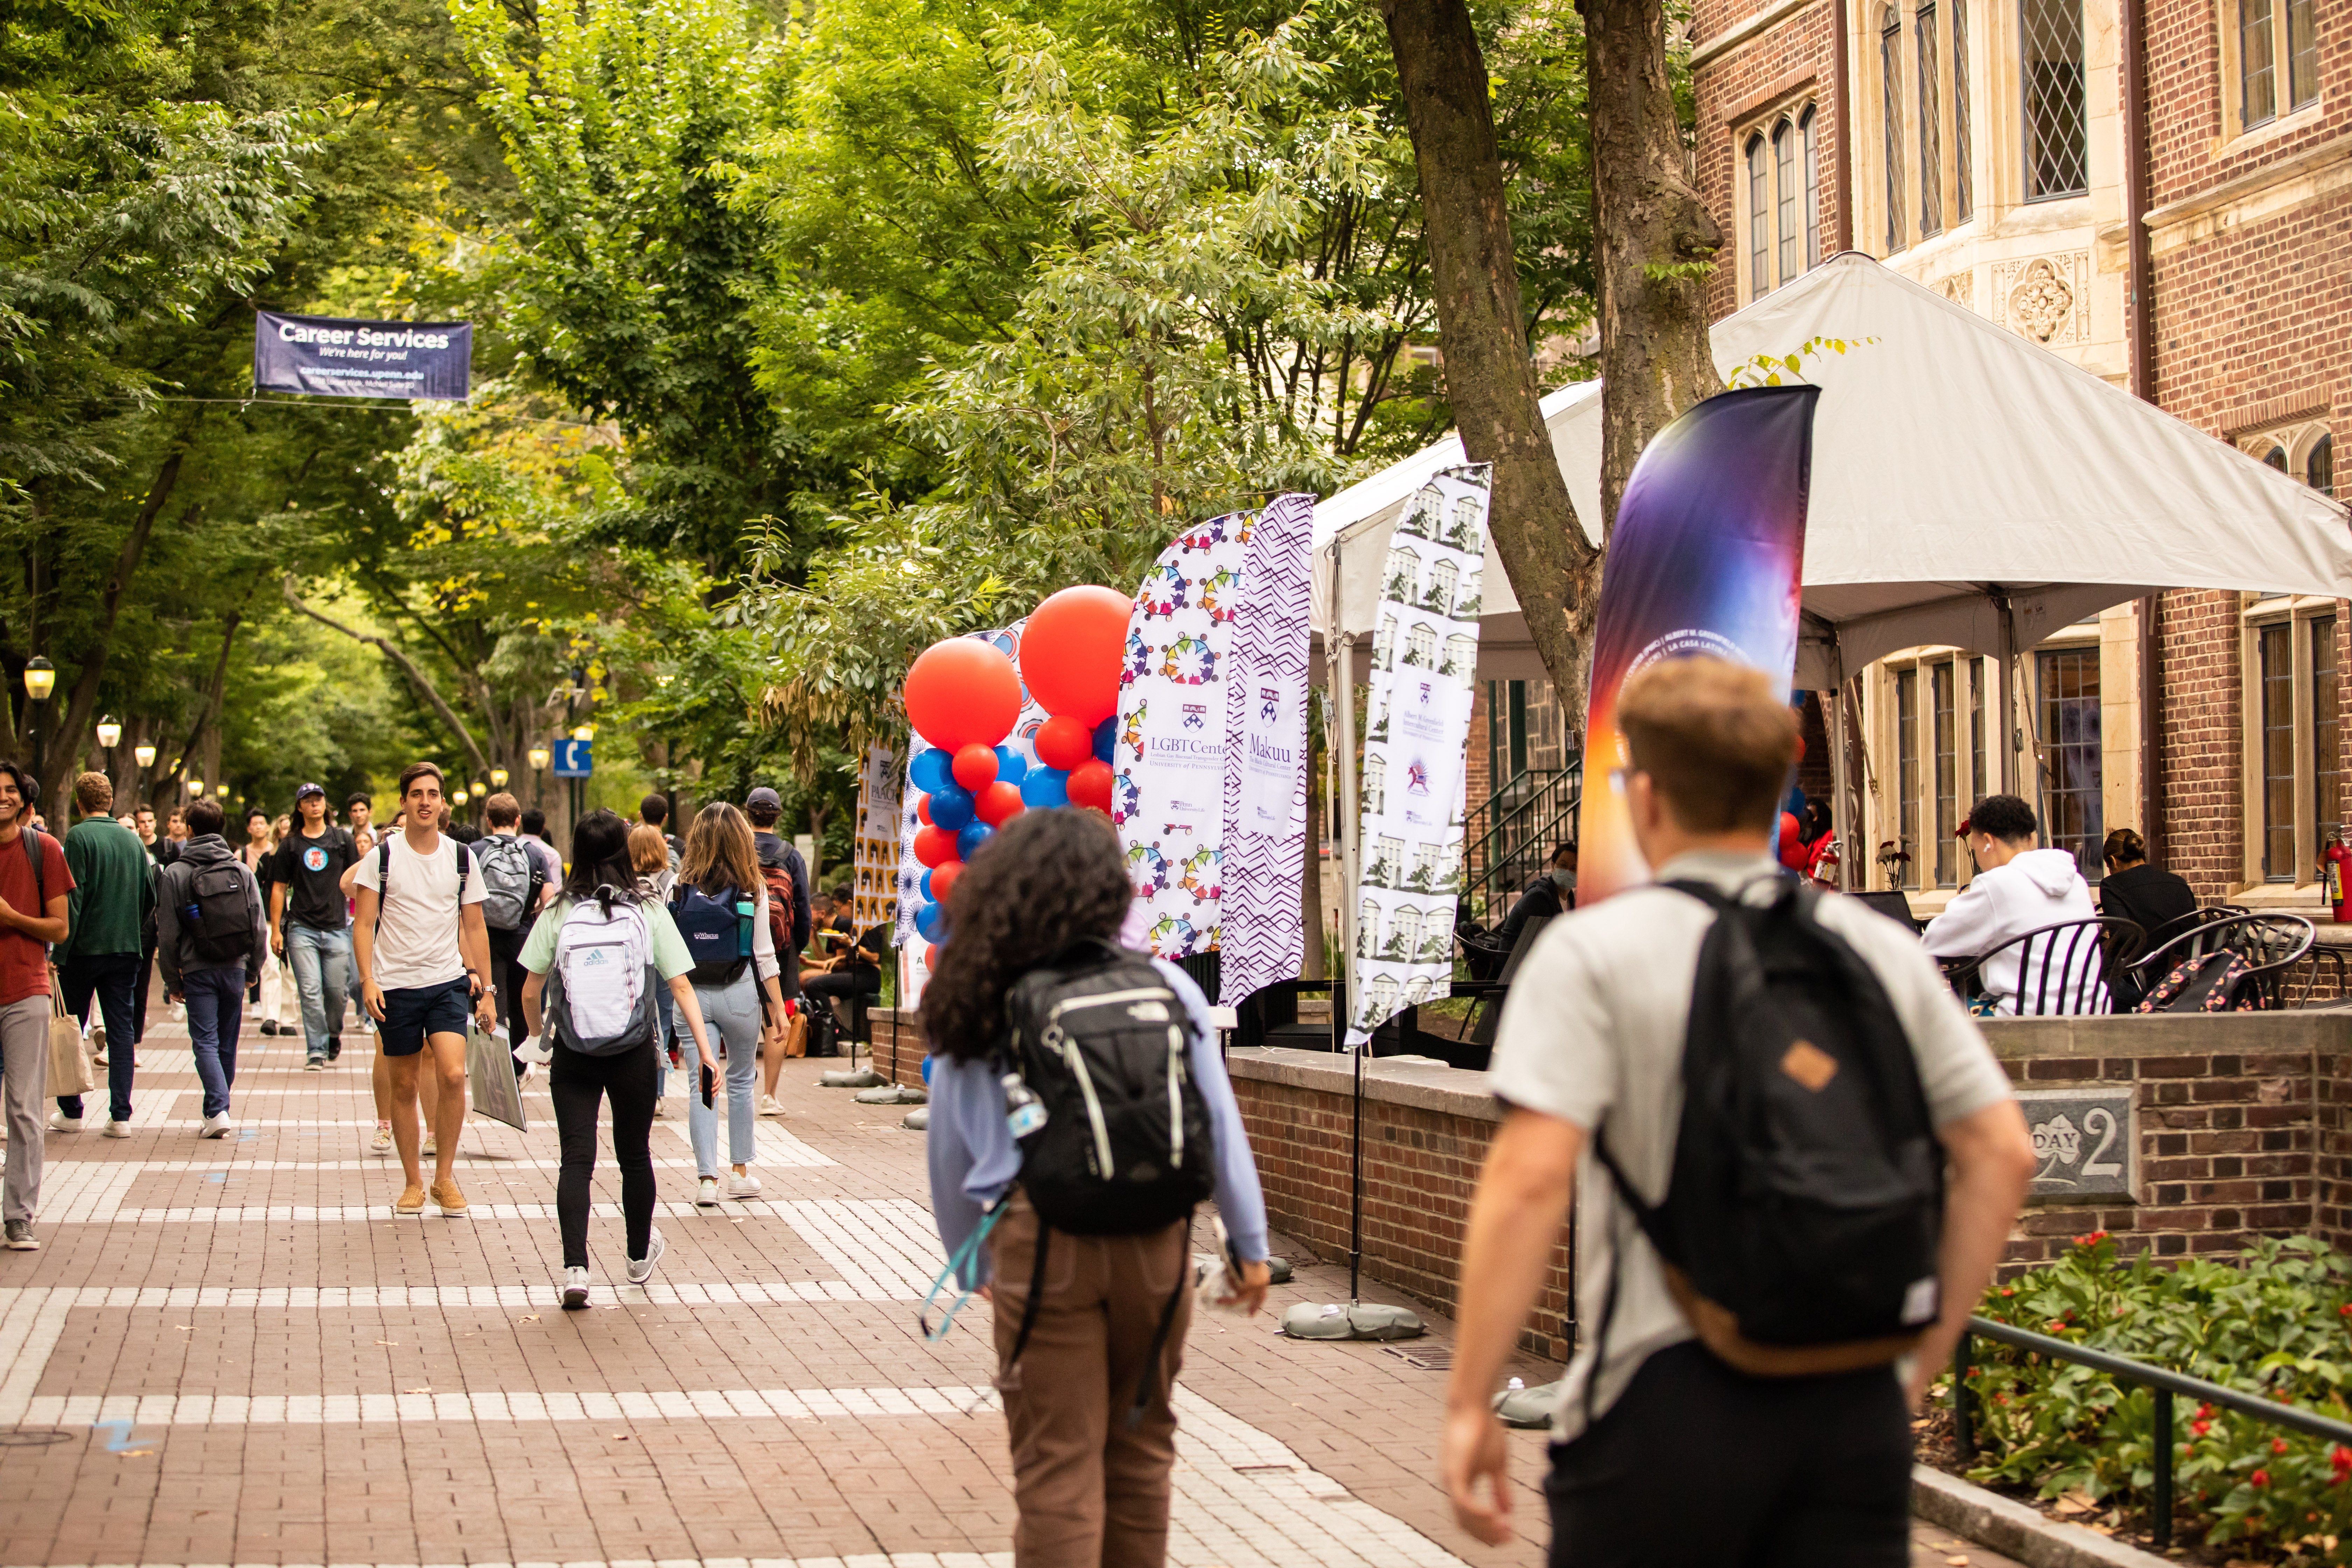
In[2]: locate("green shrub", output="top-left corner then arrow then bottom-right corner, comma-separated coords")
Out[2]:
1951,1233 -> 2352,1561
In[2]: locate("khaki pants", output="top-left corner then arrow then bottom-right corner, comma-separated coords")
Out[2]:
0,995 -> 49,1223
988,1195 -> 1194,1568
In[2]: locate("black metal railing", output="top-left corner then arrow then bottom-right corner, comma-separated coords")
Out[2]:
1462,763 -> 1581,922
1954,1314 -> 2352,1550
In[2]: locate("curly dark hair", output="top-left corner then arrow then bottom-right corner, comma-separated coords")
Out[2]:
920,808 -> 1133,1062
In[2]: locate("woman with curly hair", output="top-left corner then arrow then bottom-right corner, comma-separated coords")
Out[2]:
924,807 -> 1271,1568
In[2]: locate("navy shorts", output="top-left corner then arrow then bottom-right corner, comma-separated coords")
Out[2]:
379,977 -> 472,1057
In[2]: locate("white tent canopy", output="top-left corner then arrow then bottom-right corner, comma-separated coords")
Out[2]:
1313,252 -> 2352,692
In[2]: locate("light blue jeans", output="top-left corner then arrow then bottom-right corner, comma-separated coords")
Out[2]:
284,923 -> 351,1059
687,977 -> 762,1177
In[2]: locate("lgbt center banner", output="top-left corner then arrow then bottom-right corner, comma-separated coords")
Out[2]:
1574,385 -> 1821,905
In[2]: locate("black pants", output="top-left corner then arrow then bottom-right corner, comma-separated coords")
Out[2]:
1545,1343 -> 1912,1568
134,933 -> 158,1043
803,969 -> 877,1055
549,1038 -> 659,1269
486,924 -> 530,1060
57,952 -> 141,1123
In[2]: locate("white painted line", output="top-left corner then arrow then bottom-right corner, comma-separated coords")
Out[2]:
14,1383 -> 1003,1426
32,1560 -> 1010,1568
0,1289 -> 74,1424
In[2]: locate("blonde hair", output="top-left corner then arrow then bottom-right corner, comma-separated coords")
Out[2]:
677,802 -> 761,899
1617,656 -> 1799,833
627,824 -> 669,878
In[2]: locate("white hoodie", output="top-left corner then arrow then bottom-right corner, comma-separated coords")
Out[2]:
1921,848 -> 2104,1014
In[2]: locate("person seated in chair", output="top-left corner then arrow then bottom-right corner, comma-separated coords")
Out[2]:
803,917 -> 887,1053
1494,844 -> 1576,963
1923,795 -> 2104,1015
2096,828 -> 2198,1009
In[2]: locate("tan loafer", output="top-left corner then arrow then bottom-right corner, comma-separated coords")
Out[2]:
430,1179 -> 468,1217
393,1184 -> 426,1217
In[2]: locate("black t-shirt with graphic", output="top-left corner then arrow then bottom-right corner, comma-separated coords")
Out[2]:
269,826 -> 359,931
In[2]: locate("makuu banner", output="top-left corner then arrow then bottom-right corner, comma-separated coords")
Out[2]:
254,312 -> 472,400
1575,385 -> 1820,904
1114,512 -> 1250,957
1216,493 -> 1315,1005
1349,465 -> 1490,1044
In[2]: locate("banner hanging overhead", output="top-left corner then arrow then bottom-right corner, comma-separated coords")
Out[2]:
253,311 -> 473,401
1349,465 -> 1491,1044
1114,511 -> 1251,957
1575,385 -> 1820,905
1217,493 -> 1315,1006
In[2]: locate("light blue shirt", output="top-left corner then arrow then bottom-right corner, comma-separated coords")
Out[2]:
926,957 -> 1270,1288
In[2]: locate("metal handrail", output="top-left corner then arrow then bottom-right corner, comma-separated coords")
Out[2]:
1463,763 -> 1581,919
1954,1313 -> 2352,1549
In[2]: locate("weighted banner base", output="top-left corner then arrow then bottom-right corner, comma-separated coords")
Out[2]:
901,1107 -> 930,1132
854,1083 -> 928,1105
817,1069 -> 888,1088
1280,1302 -> 1425,1341
1493,1379 -> 1562,1428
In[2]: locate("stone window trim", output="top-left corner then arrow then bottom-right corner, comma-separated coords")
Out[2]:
2212,0 -> 2324,158
1871,646 -> 2003,891
2235,419 -> 2336,489
1858,0 -> 1977,265
1734,90 -> 1827,304
2237,596 -> 2344,890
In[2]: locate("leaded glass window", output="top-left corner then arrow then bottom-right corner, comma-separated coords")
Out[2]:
2288,0 -> 2317,109
1800,107 -> 1822,266
1748,134 -> 1771,295
2317,618 -> 2342,853
1917,1 -> 1943,237
1882,5 -> 1906,250
1952,0 -> 1973,222
2261,623 -> 2296,878
1774,121 -> 1800,284
2242,0 -> 2278,129
2023,0 -> 2088,198
2039,648 -> 2104,881
2311,434 -> 2334,497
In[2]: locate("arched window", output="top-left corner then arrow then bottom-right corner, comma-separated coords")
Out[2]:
1773,121 -> 1799,284
2310,434 -> 2334,497
1799,107 -> 1822,268
1952,0 -> 1973,222
1881,5 -> 1907,251
2264,445 -> 2291,473
2023,0 -> 2088,197
1746,134 -> 1771,295
1917,0 -> 1942,237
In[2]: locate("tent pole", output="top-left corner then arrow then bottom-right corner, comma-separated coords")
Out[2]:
1830,678 -> 1854,891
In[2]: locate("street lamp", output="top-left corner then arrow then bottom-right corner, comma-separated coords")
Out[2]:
22,657 -> 53,793
95,715 -> 121,750
134,743 -> 156,770
470,780 -> 486,800
214,783 -> 229,798
527,746 -> 550,771
571,723 -> 594,742
491,767 -> 509,788
187,776 -> 204,796
453,789 -> 470,806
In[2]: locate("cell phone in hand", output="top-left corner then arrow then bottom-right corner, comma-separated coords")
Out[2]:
700,1063 -> 715,1109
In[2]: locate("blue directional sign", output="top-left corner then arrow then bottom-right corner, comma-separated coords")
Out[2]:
553,738 -> 594,778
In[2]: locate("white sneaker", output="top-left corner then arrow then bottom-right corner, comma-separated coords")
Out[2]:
561,1266 -> 591,1310
102,1119 -> 131,1139
370,1122 -> 392,1155
728,1172 -> 762,1199
758,1094 -> 783,1117
651,1100 -> 668,1119
46,1112 -> 82,1133
200,1113 -> 233,1139
696,1177 -> 721,1207
626,1228 -> 666,1285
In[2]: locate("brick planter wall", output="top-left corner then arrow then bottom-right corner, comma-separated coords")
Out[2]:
868,1008 -> 926,1086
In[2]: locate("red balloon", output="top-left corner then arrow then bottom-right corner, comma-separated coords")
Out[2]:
951,743 -> 999,792
1020,585 -> 1132,724
905,638 -> 1021,752
929,859 -> 962,904
975,780 -> 1024,826
1067,759 -> 1114,812
924,943 -> 940,970
914,825 -> 960,868
1036,713 -> 1095,771
916,795 -> 934,827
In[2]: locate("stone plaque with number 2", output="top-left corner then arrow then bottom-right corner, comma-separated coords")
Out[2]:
2017,1087 -> 2135,1203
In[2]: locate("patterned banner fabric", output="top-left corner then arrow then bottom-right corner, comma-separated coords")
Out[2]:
1575,386 -> 1820,905
1348,465 -> 1491,1044
852,744 -> 902,931
1217,493 -> 1315,1006
1114,512 -> 1251,957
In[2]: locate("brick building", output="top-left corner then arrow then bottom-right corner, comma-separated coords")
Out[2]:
1653,0 -> 2348,912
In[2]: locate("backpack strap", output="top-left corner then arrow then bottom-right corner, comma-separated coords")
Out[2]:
373,839 -> 391,937
23,826 -> 43,910
1001,1220 -> 1054,1386
1123,1215 -> 1194,1430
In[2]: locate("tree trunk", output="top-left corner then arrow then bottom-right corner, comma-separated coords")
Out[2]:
1587,0 -> 1726,533
41,453 -> 183,812
1379,0 -> 1601,712
282,576 -> 494,781
152,609 -> 246,816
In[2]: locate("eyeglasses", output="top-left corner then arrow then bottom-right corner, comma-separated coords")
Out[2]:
1608,766 -> 1649,793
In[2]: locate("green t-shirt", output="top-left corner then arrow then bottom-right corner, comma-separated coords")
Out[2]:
519,893 -> 692,981
62,816 -> 155,959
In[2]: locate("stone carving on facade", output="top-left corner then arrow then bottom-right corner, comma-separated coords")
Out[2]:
1993,252 -> 2092,347
1939,271 -> 1975,310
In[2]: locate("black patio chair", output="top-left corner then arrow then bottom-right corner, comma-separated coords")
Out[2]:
2123,912 -> 2316,1011
1940,917 -> 2146,1016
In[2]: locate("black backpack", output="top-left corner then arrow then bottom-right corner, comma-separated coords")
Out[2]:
183,859 -> 253,964
997,941 -> 1217,1423
1591,880 -> 1944,1384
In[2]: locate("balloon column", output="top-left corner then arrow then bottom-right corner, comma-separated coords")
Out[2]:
1016,586 -> 1128,811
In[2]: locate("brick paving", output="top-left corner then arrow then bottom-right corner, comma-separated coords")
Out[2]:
0,1007 -> 2014,1567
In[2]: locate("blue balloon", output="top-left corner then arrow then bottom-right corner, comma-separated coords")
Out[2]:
957,821 -> 994,859
910,748 -> 953,795
1020,768 -> 1070,808
993,745 -> 1028,786
928,785 -> 976,831
919,868 -> 936,902
1092,716 -> 1117,763
913,899 -> 946,941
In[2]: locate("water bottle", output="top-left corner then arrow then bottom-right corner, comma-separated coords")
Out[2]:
1003,1073 -> 1048,1139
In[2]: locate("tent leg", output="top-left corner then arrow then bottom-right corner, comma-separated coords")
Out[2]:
1830,689 -> 1855,891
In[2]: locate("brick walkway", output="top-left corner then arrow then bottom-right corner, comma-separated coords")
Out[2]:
0,1007 -> 2012,1567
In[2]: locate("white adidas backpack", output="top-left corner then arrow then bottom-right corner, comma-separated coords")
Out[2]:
544,890 -> 657,1055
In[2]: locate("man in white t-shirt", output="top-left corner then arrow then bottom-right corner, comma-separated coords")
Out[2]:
1441,658 -> 2035,1564
351,762 -> 497,1218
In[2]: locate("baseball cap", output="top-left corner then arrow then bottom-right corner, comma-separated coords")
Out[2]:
746,786 -> 782,810
295,782 -> 327,802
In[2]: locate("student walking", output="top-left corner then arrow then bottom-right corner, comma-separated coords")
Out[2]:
1440,657 -> 2037,1566
670,804 -> 788,1203
0,762 -> 70,1250
924,808 -> 1271,1567
516,809 -> 718,1308
352,763 -> 498,1217
155,797 -> 267,1139
54,773 -> 153,1135
128,805 -> 166,1045
745,787 -> 811,1112
270,783 -> 359,1070
238,807 -> 288,1035
472,793 -> 556,1061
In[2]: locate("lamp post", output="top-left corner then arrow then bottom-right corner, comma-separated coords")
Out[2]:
527,746 -> 549,816
134,743 -> 156,770
567,724 -> 593,827
490,766 -> 509,790
22,657 -> 54,800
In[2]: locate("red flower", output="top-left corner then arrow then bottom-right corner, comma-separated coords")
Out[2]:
2330,1445 -> 2352,1477
2199,1403 -> 2215,1418
2339,1303 -> 2352,1318
2193,1420 -> 2213,1436
2274,1438 -> 2291,1455
2073,1230 -> 2109,1247
2253,1469 -> 2272,1488
2048,1320 -> 2069,1333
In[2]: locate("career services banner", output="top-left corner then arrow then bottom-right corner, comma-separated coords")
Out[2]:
254,312 -> 472,400
1575,385 -> 1820,905
1114,512 -> 1250,957
1349,465 -> 1491,1044
1216,493 -> 1314,1006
